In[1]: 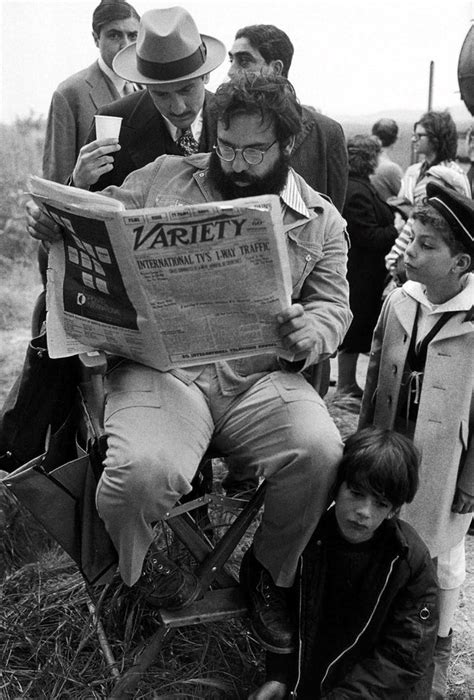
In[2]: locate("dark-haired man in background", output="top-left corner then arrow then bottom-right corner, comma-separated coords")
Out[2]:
43,0 -> 141,185
36,0 -> 141,295
228,24 -> 348,212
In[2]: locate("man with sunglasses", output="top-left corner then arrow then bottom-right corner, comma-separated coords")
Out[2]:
27,73 -> 350,653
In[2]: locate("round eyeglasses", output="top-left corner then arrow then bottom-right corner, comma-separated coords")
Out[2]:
213,139 -> 278,165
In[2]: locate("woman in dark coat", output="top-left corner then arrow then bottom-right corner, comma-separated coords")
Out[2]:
336,135 -> 398,397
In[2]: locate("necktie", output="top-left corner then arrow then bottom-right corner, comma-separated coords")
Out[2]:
177,127 -> 199,155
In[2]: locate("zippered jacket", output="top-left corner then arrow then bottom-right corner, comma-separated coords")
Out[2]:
266,508 -> 439,699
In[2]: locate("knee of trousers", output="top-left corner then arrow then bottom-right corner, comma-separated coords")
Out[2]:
281,422 -> 343,490
98,441 -> 195,515
287,410 -> 343,461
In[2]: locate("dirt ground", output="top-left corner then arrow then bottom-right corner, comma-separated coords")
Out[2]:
0,319 -> 473,697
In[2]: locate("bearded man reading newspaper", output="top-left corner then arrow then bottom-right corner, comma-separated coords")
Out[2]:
27,74 -> 351,654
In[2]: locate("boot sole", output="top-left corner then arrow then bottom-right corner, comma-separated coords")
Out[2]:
247,618 -> 295,654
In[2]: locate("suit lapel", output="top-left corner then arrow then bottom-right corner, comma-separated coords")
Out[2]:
293,105 -> 314,152
125,91 -> 179,170
85,61 -> 120,111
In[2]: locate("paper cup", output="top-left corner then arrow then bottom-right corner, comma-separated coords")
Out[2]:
95,115 -> 122,140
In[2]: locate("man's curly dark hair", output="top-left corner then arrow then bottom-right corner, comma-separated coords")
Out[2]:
234,25 -> 294,77
213,74 -> 302,145
415,111 -> 458,163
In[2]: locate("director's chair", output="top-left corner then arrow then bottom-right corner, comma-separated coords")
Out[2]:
73,350 -> 266,698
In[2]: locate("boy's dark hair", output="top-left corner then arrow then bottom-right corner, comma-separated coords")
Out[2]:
413,203 -> 474,270
372,118 -> 399,147
92,0 -> 140,36
235,25 -> 294,77
213,74 -> 302,144
347,135 -> 381,178
414,111 -> 458,163
335,428 -> 419,508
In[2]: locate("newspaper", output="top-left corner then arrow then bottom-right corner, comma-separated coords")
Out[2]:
29,176 -> 294,371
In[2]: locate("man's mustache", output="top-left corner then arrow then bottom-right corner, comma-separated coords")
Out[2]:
228,172 -> 254,184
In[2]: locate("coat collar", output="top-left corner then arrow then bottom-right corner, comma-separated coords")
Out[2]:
293,105 -> 320,152
391,280 -> 474,340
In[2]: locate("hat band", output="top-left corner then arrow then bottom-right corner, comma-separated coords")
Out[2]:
137,42 -> 207,80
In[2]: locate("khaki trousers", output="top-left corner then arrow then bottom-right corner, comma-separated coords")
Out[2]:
96,363 -> 342,587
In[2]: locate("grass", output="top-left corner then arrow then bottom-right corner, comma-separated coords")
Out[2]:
0,491 -> 265,698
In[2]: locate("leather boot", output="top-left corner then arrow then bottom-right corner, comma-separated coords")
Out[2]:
136,545 -> 202,610
240,547 -> 295,653
430,630 -> 453,700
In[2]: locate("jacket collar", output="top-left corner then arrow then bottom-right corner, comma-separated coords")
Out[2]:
392,278 -> 474,339
293,105 -> 318,152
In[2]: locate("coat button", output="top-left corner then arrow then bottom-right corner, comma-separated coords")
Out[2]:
392,365 -> 397,375
387,396 -> 392,406
419,606 -> 430,620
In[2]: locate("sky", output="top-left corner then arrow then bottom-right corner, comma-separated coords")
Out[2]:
1,0 -> 474,123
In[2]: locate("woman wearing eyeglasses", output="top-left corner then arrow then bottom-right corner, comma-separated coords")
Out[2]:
385,111 -> 470,278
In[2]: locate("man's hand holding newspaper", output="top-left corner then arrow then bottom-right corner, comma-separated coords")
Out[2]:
29,176 -> 298,370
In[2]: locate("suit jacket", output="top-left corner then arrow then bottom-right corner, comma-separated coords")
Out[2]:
43,61 -> 122,184
88,89 -> 218,191
291,106 -> 348,212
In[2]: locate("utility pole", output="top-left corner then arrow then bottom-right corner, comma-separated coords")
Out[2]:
427,60 -> 434,112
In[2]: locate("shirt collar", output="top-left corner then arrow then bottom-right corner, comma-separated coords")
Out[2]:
98,56 -> 126,95
403,274 -> 474,313
280,169 -> 310,218
161,110 -> 204,143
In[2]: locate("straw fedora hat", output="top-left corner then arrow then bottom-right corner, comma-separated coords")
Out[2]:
113,6 -> 226,84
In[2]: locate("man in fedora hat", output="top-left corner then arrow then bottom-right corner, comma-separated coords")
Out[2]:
70,6 -> 226,191
32,6 -> 224,328
27,73 -> 351,653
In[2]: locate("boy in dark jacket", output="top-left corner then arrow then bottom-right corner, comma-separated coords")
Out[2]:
245,427 -> 439,699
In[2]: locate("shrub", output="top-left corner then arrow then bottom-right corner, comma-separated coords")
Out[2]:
0,117 -> 45,264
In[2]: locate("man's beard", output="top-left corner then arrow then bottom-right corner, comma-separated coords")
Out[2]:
208,149 -> 290,200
